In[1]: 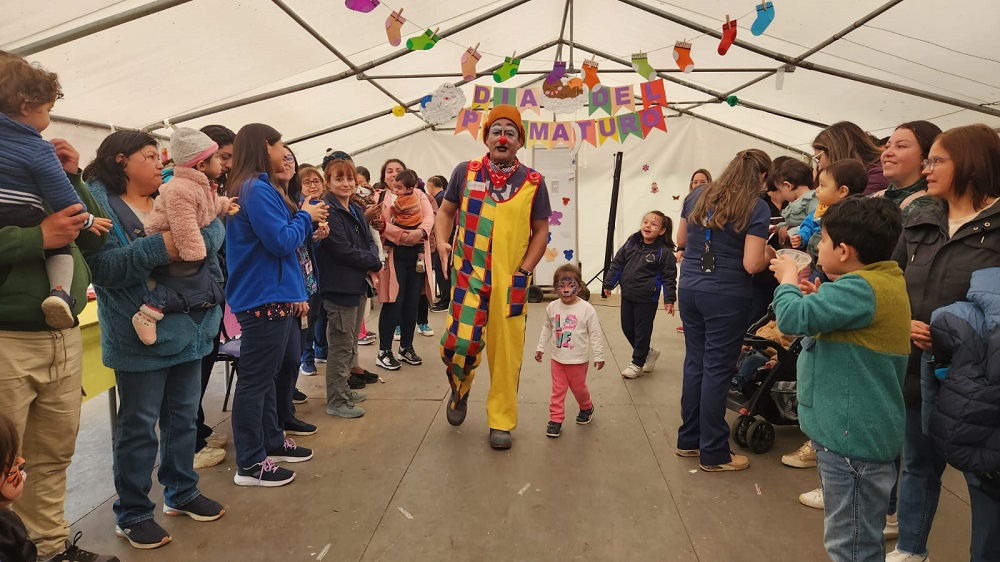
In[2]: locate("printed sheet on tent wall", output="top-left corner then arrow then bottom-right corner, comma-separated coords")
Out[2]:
531,146 -> 578,286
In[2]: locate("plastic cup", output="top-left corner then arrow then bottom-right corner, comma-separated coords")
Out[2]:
777,249 -> 813,283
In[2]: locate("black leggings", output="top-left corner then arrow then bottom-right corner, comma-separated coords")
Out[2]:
621,298 -> 658,367
379,246 -> 422,350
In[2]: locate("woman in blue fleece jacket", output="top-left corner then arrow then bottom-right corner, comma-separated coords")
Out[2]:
84,131 -> 225,549
223,124 -> 327,488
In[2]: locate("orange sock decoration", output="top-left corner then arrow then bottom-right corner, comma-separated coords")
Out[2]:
581,58 -> 602,91
385,9 -> 405,46
461,43 -> 481,81
673,41 -> 694,73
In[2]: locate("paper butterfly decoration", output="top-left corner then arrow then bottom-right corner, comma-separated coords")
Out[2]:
672,195 -> 681,200
549,210 -> 563,226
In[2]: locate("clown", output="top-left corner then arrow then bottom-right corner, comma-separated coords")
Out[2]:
434,105 -> 551,449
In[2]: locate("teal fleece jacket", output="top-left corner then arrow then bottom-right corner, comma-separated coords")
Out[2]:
772,261 -> 911,461
224,174 -> 312,313
85,181 -> 223,372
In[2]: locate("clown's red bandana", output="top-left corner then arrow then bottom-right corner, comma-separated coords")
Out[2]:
482,154 -> 520,189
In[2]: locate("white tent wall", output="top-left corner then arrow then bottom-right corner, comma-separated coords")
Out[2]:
350,115 -> 799,287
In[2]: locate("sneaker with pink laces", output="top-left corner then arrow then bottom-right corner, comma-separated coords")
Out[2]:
234,458 -> 295,487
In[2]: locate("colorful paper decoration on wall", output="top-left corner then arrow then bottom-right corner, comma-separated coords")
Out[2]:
631,52 -> 656,81
493,52 -> 520,83
673,41 -> 694,73
719,16 -> 737,55
421,83 -> 466,125
385,9 -> 405,46
581,58 -> 602,92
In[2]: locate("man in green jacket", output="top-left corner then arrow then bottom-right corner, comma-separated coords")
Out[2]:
0,138 -> 117,562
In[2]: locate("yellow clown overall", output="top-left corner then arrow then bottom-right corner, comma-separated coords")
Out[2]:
440,158 -> 541,431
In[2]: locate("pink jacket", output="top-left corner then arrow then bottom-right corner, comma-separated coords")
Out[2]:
144,167 -> 233,262
377,189 -> 434,303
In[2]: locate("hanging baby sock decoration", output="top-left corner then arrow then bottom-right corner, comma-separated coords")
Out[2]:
493,52 -> 520,83
718,16 -> 737,55
630,52 -> 657,81
461,43 -> 481,81
543,60 -> 567,93
385,9 -> 405,46
581,58 -> 602,91
406,27 -> 440,51
672,41 -> 694,73
751,1 -> 775,36
345,0 -> 379,13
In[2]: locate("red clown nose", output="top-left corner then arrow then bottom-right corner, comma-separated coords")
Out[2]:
497,136 -> 508,145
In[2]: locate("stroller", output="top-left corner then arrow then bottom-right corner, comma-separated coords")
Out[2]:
726,307 -> 803,454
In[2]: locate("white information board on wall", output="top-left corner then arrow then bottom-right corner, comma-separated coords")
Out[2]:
531,146 -> 579,287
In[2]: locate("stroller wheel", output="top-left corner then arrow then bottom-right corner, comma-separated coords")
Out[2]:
747,420 -> 775,454
731,415 -> 753,448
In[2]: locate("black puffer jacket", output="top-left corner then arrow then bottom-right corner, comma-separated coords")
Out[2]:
314,197 -> 381,300
892,199 -> 1000,407
927,268 -> 1000,474
603,233 -> 676,304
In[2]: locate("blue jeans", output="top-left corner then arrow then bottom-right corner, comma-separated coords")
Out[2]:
966,472 -> 1000,562
232,311 -> 294,468
275,320 -> 302,427
815,444 -> 896,562
300,293 -> 323,367
896,409 -> 947,554
113,360 -> 202,527
676,288 -> 750,466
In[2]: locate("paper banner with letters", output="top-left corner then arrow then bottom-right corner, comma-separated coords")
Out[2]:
458,78 -> 668,147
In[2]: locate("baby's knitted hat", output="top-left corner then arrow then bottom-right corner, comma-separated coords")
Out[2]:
171,127 -> 218,169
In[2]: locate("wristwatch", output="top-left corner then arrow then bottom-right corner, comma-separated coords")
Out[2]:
516,267 -> 531,276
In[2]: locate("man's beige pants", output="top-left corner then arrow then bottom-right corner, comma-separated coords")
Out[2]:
0,328 -> 83,557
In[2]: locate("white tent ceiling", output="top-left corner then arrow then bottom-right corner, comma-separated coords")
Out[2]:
5,0 -> 1000,166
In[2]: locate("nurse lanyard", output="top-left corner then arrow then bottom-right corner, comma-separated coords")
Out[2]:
701,210 -> 716,273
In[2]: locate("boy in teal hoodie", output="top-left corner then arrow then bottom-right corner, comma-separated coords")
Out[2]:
770,197 -> 910,562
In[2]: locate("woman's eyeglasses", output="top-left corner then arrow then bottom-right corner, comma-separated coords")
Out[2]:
301,179 -> 324,187
282,155 -> 295,164
922,157 -> 951,171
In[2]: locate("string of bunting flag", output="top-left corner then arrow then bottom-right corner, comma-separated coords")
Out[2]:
454,80 -> 670,147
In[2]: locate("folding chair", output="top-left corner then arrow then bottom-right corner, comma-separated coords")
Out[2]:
217,304 -> 242,411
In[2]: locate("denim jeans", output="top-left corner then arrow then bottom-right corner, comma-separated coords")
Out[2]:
966,472 -> 1000,562
113,360 -> 202,527
275,320 -> 302,427
895,408 -> 947,555
232,311 -> 294,469
815,444 -> 896,562
300,293 -> 323,367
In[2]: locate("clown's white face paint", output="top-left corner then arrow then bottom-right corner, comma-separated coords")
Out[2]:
557,276 -> 580,304
486,118 -> 522,165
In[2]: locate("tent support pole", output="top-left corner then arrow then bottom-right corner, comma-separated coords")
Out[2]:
49,114 -> 170,140
141,0 -> 533,132
9,0 -> 193,57
554,0 -> 571,61
574,43 -> 827,129
616,0 -> 1000,118
361,67 -> 778,79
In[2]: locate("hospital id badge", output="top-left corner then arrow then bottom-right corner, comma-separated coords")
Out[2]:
700,250 -> 715,273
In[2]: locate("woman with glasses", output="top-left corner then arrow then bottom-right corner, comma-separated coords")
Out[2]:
688,168 -> 711,192
224,124 -> 328,488
84,131 -> 226,548
889,124 -> 1000,562
812,121 -> 889,196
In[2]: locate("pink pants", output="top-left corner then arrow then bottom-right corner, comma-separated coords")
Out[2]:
550,360 -> 593,423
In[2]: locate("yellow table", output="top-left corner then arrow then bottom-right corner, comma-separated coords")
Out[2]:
79,301 -> 116,402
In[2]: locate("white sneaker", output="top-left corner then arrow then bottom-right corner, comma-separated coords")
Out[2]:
621,363 -> 643,379
642,348 -> 660,373
886,549 -> 929,562
781,440 -> 817,468
798,487 -> 824,509
205,432 -> 228,449
193,446 -> 226,469
884,513 -> 899,539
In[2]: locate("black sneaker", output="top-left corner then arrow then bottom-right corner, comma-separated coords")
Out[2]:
284,417 -> 317,436
546,421 -> 562,438
430,301 -> 450,312
45,532 -> 122,560
163,494 -> 225,522
576,406 -> 595,425
234,459 -> 295,487
267,437 -> 313,463
446,389 -> 469,426
354,369 -> 380,384
376,350 -> 401,370
348,374 -> 367,389
292,389 -> 308,404
398,347 -> 422,365
114,519 -> 171,550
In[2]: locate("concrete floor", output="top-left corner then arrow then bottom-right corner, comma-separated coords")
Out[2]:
65,297 -> 973,561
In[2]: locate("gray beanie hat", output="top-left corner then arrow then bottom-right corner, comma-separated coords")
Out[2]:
170,127 -> 218,168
